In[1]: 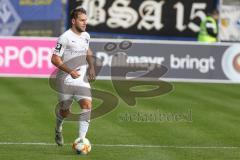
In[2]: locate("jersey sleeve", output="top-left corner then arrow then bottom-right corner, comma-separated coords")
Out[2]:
53,35 -> 68,57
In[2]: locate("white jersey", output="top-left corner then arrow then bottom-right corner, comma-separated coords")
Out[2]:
53,29 -> 91,88
54,29 -> 90,62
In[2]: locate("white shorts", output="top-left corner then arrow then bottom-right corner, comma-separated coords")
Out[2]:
58,92 -> 92,102
57,74 -> 92,102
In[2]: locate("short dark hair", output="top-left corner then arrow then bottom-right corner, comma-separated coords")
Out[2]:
70,7 -> 87,20
208,9 -> 219,16
212,9 -> 219,15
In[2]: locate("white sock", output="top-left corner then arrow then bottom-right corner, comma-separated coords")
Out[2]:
79,109 -> 91,139
56,110 -> 64,132
79,121 -> 89,139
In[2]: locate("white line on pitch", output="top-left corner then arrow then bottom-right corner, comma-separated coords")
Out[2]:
93,144 -> 240,149
0,142 -> 55,146
0,142 -> 239,149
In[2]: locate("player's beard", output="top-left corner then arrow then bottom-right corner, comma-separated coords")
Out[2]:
76,26 -> 85,33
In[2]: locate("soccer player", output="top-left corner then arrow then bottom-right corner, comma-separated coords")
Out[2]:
51,7 -> 95,146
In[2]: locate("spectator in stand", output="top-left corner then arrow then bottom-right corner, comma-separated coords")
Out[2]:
198,9 -> 219,42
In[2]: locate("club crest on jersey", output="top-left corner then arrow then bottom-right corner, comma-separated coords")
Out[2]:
85,39 -> 89,44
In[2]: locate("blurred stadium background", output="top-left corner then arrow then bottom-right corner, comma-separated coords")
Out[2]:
1,0 -> 240,159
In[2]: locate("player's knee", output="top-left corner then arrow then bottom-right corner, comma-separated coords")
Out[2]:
59,109 -> 70,118
79,99 -> 92,109
82,103 -> 91,109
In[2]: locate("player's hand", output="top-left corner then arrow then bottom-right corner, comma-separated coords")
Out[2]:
70,70 -> 80,79
88,67 -> 95,81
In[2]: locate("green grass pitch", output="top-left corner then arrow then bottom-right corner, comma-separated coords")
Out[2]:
0,77 -> 240,160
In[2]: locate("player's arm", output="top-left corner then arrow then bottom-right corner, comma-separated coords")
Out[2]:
206,20 -> 218,37
51,37 -> 80,79
51,54 -> 80,79
86,48 -> 95,80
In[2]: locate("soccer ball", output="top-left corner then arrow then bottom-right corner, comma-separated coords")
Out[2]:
72,137 -> 91,155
